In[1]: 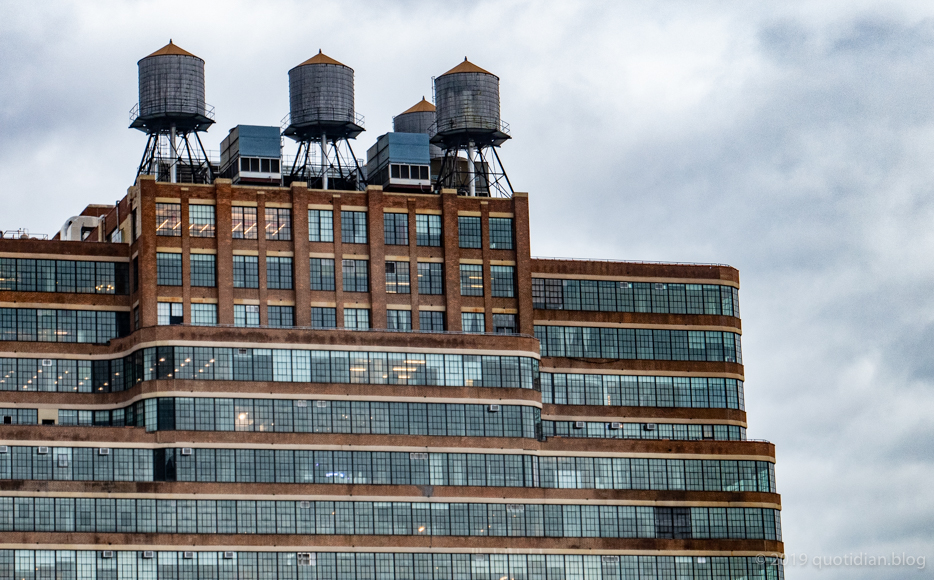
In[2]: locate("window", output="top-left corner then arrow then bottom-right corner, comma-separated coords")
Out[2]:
191,304 -> 217,326
384,213 -> 409,246
342,260 -> 369,292
266,257 -> 293,290
232,207 -> 258,239
156,253 -> 182,286
311,307 -> 337,329
234,305 -> 260,327
458,216 -> 481,248
417,263 -> 443,295
156,203 -> 181,236
416,214 -> 441,247
387,310 -> 412,331
462,312 -> 485,333
189,254 -> 216,287
341,211 -> 367,244
268,306 -> 294,328
308,210 -> 334,242
419,311 -> 444,331
489,218 -> 514,250
385,262 -> 410,294
309,259 -> 336,291
344,309 -> 370,330
157,303 -> 183,326
493,314 -> 517,334
265,208 -> 292,240
233,256 -> 259,288
188,205 -> 215,238
459,264 -> 483,296
490,265 -> 515,297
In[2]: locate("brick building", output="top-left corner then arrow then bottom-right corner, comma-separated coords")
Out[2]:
0,47 -> 783,580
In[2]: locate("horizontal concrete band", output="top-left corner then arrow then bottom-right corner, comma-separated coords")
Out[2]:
0,543 -> 783,557
530,274 -> 740,289
0,535 -> 783,554
0,491 -> 781,509
0,439 -> 776,462
533,321 -> 741,334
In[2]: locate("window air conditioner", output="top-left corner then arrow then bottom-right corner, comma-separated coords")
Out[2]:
488,404 -> 500,412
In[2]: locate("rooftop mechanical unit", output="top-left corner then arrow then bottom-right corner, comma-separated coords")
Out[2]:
366,133 -> 431,192
220,125 -> 282,185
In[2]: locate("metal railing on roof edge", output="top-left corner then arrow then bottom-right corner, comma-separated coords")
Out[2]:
531,256 -> 732,268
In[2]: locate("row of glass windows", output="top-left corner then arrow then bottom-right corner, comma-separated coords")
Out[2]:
0,349 -> 539,393
0,409 -> 36,425
0,309 -> 127,344
59,398 -> 541,439
543,422 -> 746,442
0,550 -> 786,580
0,446 -> 776,492
0,497 -> 780,541
158,204 -> 517,251
541,374 -> 745,410
162,253 -> 514,300
535,326 -> 743,363
532,279 -> 739,317
0,259 -> 129,295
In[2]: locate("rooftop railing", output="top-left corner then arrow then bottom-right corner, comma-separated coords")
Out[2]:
532,256 -> 732,268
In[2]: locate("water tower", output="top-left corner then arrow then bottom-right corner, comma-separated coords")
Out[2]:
431,58 -> 513,197
130,41 -> 216,184
393,97 -> 443,160
282,51 -> 365,190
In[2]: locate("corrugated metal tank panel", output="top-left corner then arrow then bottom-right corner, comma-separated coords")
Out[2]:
394,111 -> 442,158
288,63 -> 355,126
434,72 -> 500,134
137,54 -> 206,119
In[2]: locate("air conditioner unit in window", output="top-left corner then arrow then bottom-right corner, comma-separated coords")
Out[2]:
602,556 -> 620,563
619,282 -> 632,289
488,404 -> 500,412
38,447 -> 49,454
0,446 -> 8,453
223,552 -> 236,560
41,359 -> 53,367
238,348 -> 248,355
296,400 -> 308,407
574,421 -> 585,429
643,423 -> 656,431
143,551 -> 155,559
506,504 -> 525,513
297,553 -> 316,566
181,448 -> 193,456
298,501 -> 311,509
316,400 -> 328,408
183,552 -> 194,560
409,452 -> 428,460
654,283 -> 666,290
98,448 -> 110,455
609,422 -> 622,430
102,551 -> 114,559
696,557 -> 708,564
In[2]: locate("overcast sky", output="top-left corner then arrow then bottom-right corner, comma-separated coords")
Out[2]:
2,1 -> 933,577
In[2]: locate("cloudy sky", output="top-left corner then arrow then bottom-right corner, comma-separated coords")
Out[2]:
2,1 -> 933,577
